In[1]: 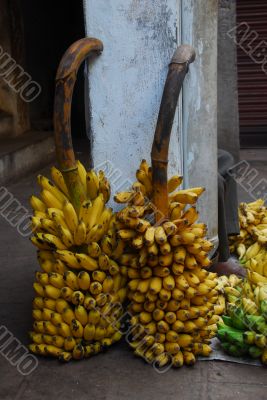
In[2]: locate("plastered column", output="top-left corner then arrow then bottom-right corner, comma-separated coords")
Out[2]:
182,0 -> 218,244
84,0 -> 182,210
84,0 -> 219,247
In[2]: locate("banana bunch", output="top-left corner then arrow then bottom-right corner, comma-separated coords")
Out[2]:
217,275 -> 267,365
29,161 -> 127,361
114,159 -> 223,368
229,200 -> 267,286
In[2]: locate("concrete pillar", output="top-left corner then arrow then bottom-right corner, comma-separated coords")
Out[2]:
84,0 -> 182,210
217,0 -> 240,162
84,0 -> 219,247
182,0 -> 218,243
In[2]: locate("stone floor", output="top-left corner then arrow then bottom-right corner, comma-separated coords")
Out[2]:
0,151 -> 266,400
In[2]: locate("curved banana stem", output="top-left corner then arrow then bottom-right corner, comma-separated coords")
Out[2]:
151,44 -> 196,222
54,37 -> 103,211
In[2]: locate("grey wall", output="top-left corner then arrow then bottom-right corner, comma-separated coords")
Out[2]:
182,0 -> 219,245
217,0 -> 240,162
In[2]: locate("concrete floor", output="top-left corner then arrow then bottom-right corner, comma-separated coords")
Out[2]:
0,154 -> 267,400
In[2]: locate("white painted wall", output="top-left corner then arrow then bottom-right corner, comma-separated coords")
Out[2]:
84,0 -> 218,247
84,0 -> 182,210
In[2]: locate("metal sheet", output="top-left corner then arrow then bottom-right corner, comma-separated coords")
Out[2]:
236,0 -> 267,133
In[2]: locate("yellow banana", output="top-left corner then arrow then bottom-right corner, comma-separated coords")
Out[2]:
74,221 -> 87,245
175,275 -> 189,291
98,253 -> 110,270
170,202 -> 185,220
184,271 -> 200,287
246,242 -> 262,260
50,209 -> 69,231
88,241 -> 102,258
117,229 -> 136,241
76,160 -> 87,194
77,271 -> 90,290
53,259 -> 67,275
58,323 -> 72,338
237,243 -> 247,260
43,298 -> 56,311
63,201 -> 78,233
114,191 -> 135,204
36,272 -> 49,285
172,263 -> 184,275
63,270 -> 79,290
38,175 -> 67,203
98,173 -> 111,203
50,312 -> 63,326
86,223 -> 105,243
84,295 -> 96,311
71,291 -> 85,306
88,309 -> 101,325
84,323 -> 96,341
56,250 -> 80,269
87,194 -> 105,230
167,175 -> 183,193
41,233 -> 66,250
44,284 -> 61,300
72,344 -> 84,360
177,334 -> 193,348
75,305 -> 88,326
58,226 -> 74,247
31,236 -> 50,250
248,270 -> 267,285
98,207 -> 113,232
64,336 -> 76,351
30,195 -> 47,212
154,226 -> 167,245
169,191 -> 198,205
136,169 -> 152,195
163,275 -> 175,290
149,277 -> 162,294
242,298 -> 259,315
41,189 -> 63,210
40,218 -> 58,235
76,253 -> 98,271
86,169 -> 99,200
32,297 -> 44,310
50,166 -> 69,197
173,246 -> 186,263
162,221 -> 177,236
49,272 -> 65,289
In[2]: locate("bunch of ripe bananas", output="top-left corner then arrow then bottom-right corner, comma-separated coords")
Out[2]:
217,274 -> 267,365
114,160 -> 224,368
229,199 -> 267,287
28,161 -> 127,361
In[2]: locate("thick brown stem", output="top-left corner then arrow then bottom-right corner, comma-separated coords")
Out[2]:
54,37 -> 103,211
151,45 -> 195,222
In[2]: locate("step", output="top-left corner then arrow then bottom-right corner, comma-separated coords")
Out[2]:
0,131 -> 55,185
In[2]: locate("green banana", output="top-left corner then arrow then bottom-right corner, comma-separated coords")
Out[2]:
227,305 -> 246,330
221,342 -> 249,357
221,315 -> 233,327
248,345 -> 263,359
245,315 -> 267,334
217,325 -> 245,346
260,299 -> 267,319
